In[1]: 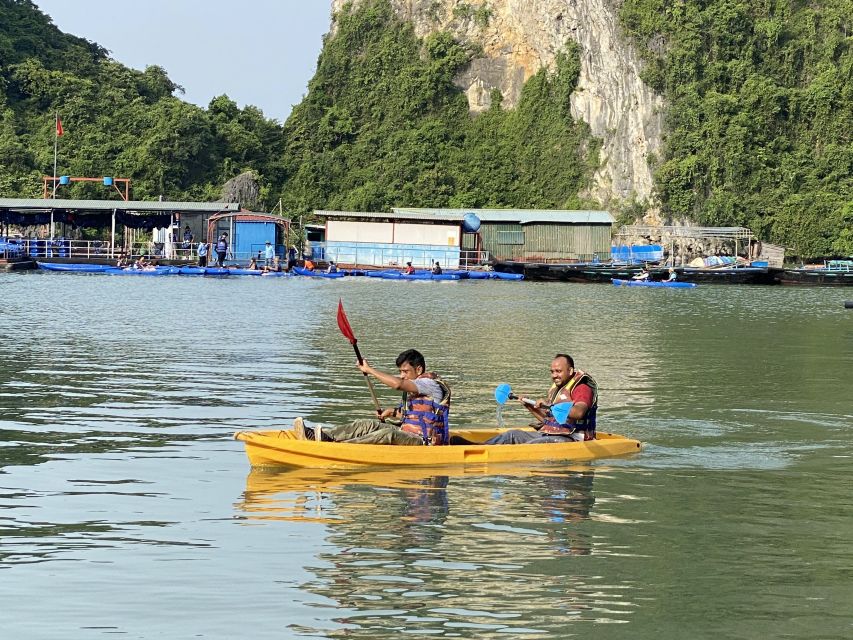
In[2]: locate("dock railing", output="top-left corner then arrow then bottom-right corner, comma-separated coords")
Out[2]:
8,238 -> 116,259
311,242 -> 491,269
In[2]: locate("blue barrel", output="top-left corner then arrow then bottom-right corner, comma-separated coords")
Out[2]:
30,238 -> 42,257
57,238 -> 68,257
462,212 -> 481,233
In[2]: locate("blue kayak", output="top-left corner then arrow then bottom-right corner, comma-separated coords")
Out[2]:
376,272 -> 461,281
228,268 -> 264,276
177,266 -> 231,276
612,278 -> 696,288
37,262 -> 115,273
491,272 -> 524,281
292,267 -> 346,278
104,266 -> 180,276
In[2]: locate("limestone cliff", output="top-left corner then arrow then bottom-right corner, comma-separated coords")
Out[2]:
330,0 -> 664,209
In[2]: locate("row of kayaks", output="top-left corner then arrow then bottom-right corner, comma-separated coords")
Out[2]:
36,262 -> 524,281
292,266 -> 523,280
612,278 -> 697,288
360,269 -> 523,281
37,262 -> 288,277
234,427 -> 642,469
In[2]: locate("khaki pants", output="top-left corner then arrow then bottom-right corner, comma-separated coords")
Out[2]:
323,419 -> 425,445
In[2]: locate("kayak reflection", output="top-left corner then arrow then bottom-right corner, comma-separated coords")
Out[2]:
237,465 -> 596,555
236,466 -> 618,636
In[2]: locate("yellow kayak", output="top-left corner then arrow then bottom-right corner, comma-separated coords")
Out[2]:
233,427 -> 642,469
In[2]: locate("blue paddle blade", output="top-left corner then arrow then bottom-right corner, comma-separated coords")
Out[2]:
550,402 -> 573,425
495,384 -> 512,405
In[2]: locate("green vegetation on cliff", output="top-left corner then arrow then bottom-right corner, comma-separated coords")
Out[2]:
2,0 -> 850,257
0,0 -> 284,204
620,0 -> 853,256
279,0 -> 597,213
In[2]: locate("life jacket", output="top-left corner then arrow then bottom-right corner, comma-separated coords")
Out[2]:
305,260 -> 315,270
539,370 -> 598,437
216,239 -> 228,253
399,373 -> 451,446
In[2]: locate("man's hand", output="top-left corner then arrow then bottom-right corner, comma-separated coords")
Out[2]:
379,407 -> 399,421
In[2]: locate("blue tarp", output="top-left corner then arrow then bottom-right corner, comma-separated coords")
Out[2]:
611,244 -> 664,264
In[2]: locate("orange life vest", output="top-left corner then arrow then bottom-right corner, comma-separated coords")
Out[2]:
399,373 -> 451,445
538,370 -> 598,437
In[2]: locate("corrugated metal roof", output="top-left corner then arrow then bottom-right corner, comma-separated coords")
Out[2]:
0,198 -> 241,213
315,209 -> 463,222
316,208 -> 614,224
396,208 -> 614,224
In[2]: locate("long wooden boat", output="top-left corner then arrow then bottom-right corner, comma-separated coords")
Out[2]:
234,427 -> 641,469
779,262 -> 853,286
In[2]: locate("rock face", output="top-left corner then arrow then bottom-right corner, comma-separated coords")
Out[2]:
330,0 -> 665,208
220,171 -> 260,210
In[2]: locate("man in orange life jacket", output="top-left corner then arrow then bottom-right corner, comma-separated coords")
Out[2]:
293,349 -> 450,445
486,354 -> 598,445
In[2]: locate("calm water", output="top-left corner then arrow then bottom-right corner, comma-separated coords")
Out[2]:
0,271 -> 851,639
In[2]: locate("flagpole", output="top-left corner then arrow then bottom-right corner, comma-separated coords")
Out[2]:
51,112 -> 59,241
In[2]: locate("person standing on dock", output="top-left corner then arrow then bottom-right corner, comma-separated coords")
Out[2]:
486,354 -> 598,445
263,241 -> 275,268
215,233 -> 228,267
197,240 -> 208,267
182,225 -> 193,249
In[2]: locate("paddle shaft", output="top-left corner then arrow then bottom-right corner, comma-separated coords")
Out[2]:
351,342 -> 383,417
508,392 -> 537,407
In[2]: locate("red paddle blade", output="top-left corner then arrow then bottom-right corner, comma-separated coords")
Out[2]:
337,299 -> 357,344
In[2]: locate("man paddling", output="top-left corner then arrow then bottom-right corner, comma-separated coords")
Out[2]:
293,349 -> 450,446
486,354 -> 597,445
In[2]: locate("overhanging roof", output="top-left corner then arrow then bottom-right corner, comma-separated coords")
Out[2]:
316,208 -> 614,225
0,198 -> 241,214
617,225 -> 753,239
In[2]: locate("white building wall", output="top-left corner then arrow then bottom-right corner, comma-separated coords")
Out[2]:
327,220 -> 393,243
393,223 -> 459,246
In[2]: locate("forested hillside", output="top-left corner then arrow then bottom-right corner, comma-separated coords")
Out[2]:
278,1 -> 598,215
0,0 -> 283,205
1,0 -> 851,257
620,0 -> 853,256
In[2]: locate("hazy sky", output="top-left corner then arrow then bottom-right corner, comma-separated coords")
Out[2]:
34,0 -> 333,123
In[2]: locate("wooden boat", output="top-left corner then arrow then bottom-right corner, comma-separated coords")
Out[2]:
779,261 -> 853,286
612,278 -> 696,288
233,427 -> 641,469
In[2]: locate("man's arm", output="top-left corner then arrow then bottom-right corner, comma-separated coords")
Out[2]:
357,360 -> 419,394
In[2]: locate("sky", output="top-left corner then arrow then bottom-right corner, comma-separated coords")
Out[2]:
34,0 -> 333,123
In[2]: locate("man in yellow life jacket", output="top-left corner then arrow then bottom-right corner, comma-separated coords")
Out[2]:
486,354 -> 598,445
293,349 -> 450,445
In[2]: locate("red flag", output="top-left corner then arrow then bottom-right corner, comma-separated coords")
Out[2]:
56,116 -> 64,137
